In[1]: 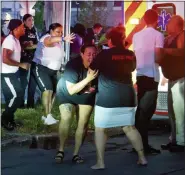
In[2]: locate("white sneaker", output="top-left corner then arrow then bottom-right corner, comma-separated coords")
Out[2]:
44,114 -> 59,125
41,116 -> 46,122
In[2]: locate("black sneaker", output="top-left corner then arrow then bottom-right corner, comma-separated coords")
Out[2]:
145,145 -> 161,155
169,144 -> 185,152
2,120 -> 15,131
12,120 -> 24,128
161,142 -> 172,150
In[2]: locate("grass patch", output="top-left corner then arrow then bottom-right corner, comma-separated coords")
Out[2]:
1,102 -> 95,137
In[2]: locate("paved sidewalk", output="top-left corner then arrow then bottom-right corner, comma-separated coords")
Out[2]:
1,133 -> 185,175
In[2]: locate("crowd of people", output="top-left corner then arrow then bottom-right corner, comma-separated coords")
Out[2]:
1,9 -> 184,169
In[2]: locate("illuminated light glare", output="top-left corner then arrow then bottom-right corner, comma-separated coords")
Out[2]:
129,18 -> 140,25
5,13 -> 11,20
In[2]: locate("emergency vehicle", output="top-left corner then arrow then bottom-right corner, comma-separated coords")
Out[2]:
123,0 -> 184,116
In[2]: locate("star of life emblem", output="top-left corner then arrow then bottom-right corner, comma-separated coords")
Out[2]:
158,9 -> 172,31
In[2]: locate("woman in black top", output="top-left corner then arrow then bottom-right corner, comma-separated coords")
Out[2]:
19,14 -> 39,108
90,26 -> 147,169
55,44 -> 98,163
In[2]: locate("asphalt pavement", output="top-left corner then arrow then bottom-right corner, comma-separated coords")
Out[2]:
1,131 -> 185,175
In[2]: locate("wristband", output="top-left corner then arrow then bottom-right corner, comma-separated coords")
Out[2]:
61,37 -> 65,42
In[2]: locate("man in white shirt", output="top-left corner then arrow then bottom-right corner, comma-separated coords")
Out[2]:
133,9 -> 164,155
1,19 -> 30,130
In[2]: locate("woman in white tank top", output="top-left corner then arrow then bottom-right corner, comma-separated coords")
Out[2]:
32,23 -> 75,125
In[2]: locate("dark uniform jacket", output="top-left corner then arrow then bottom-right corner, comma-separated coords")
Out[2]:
19,26 -> 38,63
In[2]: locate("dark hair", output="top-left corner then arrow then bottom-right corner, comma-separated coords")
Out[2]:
1,29 -> 5,37
23,14 -> 33,22
144,9 -> 158,25
8,19 -> 22,31
47,23 -> 63,34
73,23 -> 86,38
70,26 -> 74,33
93,23 -> 102,29
80,44 -> 97,54
106,26 -> 126,47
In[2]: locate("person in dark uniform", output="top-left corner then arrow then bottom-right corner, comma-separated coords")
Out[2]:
19,14 -> 39,108
90,26 -> 147,170
1,19 -> 30,130
55,44 -> 98,164
84,23 -> 103,45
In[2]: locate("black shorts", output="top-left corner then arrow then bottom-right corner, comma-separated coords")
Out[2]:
57,92 -> 96,106
32,63 -> 58,93
56,80 -> 96,106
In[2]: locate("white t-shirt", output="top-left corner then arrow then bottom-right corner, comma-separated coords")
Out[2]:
133,27 -> 164,82
1,34 -> 21,73
33,34 -> 65,70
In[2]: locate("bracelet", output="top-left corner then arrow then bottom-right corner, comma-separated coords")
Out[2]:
61,37 -> 65,42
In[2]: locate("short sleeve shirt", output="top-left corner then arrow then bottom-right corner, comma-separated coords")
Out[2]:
1,34 -> 21,73
70,34 -> 83,54
133,27 -> 164,82
19,26 -> 38,63
33,34 -> 65,70
57,57 -> 97,104
90,47 -> 136,108
64,57 -> 97,89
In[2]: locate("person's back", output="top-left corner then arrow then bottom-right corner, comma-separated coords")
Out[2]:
160,30 -> 185,80
90,26 -> 148,169
70,34 -> 83,54
132,9 -> 164,155
70,23 -> 86,59
84,23 -> 103,45
97,48 -> 135,84
93,47 -> 136,108
84,28 -> 95,45
133,27 -> 164,81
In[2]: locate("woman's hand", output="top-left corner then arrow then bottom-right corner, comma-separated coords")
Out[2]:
86,68 -> 99,81
63,33 -> 76,43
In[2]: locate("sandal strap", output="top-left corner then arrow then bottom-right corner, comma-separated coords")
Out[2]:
56,151 -> 64,158
72,155 -> 84,163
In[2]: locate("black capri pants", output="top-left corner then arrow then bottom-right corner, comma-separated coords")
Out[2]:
32,63 -> 58,93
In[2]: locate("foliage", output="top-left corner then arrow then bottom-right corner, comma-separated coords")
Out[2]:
1,103 -> 94,138
33,1 -> 45,34
77,1 -> 112,28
